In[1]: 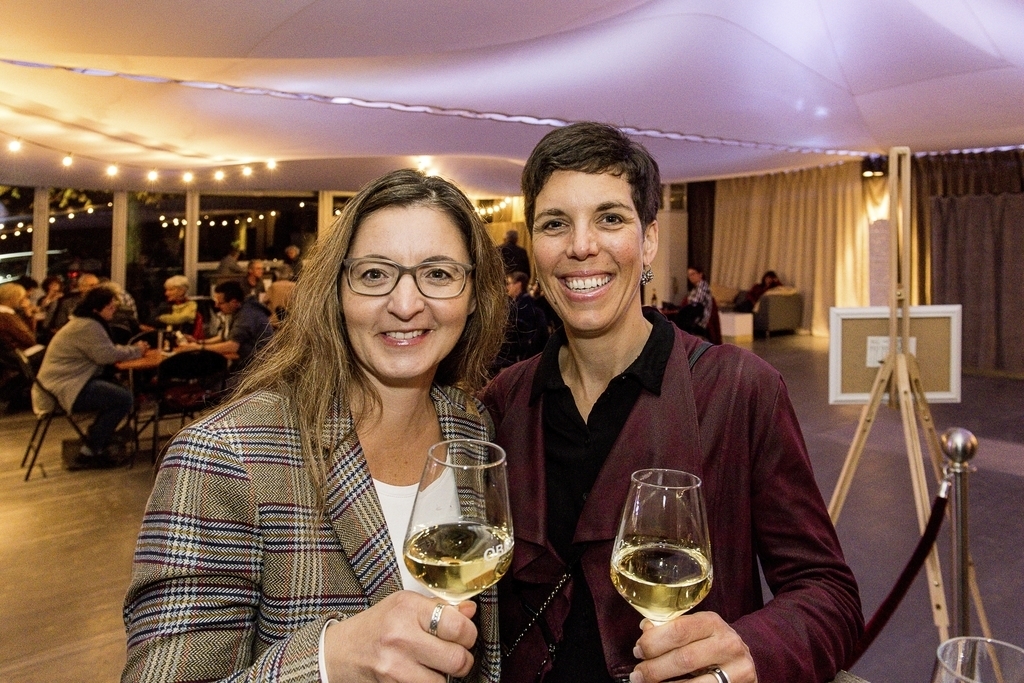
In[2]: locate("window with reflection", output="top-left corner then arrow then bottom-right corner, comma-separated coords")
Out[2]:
127,192 -> 186,324
197,193 -> 318,294
0,185 -> 35,283
47,188 -> 114,281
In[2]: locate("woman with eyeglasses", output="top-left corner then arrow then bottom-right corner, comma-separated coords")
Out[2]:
123,170 -> 507,682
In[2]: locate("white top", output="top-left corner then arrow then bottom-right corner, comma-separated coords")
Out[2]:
373,468 -> 459,596
319,469 -> 460,682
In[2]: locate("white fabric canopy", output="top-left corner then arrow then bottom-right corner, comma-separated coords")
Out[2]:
1,0 -> 1023,195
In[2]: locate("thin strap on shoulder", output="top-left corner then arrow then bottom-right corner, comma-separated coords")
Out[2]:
688,340 -> 713,369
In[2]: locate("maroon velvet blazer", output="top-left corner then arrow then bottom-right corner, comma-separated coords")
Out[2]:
482,327 -> 863,683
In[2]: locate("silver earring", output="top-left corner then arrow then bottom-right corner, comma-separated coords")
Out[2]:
640,266 -> 654,285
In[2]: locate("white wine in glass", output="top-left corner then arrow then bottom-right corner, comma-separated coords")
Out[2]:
403,439 -> 514,605
611,469 -> 712,625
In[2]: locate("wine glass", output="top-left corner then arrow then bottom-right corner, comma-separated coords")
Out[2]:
403,439 -> 513,677
932,637 -> 1024,683
610,469 -> 712,626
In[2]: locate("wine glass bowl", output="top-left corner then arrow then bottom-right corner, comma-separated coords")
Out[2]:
611,469 -> 713,625
932,637 -> 1024,683
403,439 -> 514,605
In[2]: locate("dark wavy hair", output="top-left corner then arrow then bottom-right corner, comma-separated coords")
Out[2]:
522,121 -> 662,230
73,285 -> 118,317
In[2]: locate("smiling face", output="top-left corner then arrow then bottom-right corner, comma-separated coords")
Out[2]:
341,204 -> 475,391
531,170 -> 657,340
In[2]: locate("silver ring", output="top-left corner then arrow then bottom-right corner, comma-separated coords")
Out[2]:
428,603 -> 445,636
709,666 -> 730,683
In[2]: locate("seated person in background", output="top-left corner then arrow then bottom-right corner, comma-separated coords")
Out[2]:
675,266 -> 713,336
492,270 -> 548,372
734,270 -> 782,313
177,280 -> 272,372
105,280 -> 142,343
241,258 -> 267,301
216,244 -> 246,276
282,243 -> 303,278
51,272 -> 100,332
36,276 -> 64,343
34,285 -> 148,469
0,283 -> 40,352
153,275 -> 197,331
265,264 -> 296,327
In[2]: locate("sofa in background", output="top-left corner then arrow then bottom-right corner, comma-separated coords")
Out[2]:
753,286 -> 803,336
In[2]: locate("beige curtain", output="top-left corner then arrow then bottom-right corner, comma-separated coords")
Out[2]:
712,162 -> 870,336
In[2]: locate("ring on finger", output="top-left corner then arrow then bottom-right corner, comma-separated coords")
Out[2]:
709,666 -> 731,683
428,603 -> 445,636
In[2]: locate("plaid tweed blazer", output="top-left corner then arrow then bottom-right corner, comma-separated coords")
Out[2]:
123,385 -> 500,682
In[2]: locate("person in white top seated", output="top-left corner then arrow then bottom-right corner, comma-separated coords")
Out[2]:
122,169 -> 508,682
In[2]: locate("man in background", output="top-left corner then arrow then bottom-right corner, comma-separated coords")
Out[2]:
499,229 -> 531,279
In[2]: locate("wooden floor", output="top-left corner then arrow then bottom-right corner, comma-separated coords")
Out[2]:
1,335 -> 1022,682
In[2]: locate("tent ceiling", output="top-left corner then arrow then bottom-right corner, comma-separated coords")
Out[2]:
2,0 -> 1023,197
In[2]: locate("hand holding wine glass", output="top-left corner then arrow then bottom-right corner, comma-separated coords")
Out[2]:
611,469 -> 712,626
403,439 -> 514,680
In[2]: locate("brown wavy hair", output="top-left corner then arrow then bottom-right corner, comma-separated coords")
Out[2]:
237,169 -> 507,502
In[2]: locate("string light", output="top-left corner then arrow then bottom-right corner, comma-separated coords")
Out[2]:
183,171 -> 194,183
3,130 -> 281,185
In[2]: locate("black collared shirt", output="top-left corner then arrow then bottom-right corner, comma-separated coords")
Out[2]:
532,308 -> 675,682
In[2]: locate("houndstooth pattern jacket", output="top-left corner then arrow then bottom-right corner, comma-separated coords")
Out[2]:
123,385 -> 500,682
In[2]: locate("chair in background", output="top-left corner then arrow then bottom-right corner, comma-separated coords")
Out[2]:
142,349 -> 228,462
6,346 -> 89,481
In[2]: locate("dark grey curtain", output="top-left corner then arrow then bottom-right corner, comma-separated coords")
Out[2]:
686,181 -> 715,279
913,150 -> 1024,305
932,193 -> 1024,375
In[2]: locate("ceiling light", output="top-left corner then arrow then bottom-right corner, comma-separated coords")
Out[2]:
62,154 -> 73,167
183,171 -> 194,183
68,213 -> 75,219
106,165 -> 118,176
8,140 -> 21,152
266,159 -> 277,169
214,170 -> 225,181
147,170 -> 159,181
242,166 -> 252,176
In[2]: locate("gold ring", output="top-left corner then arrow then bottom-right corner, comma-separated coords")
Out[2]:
428,603 -> 445,636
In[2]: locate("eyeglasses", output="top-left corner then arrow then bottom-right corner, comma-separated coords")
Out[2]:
342,257 -> 474,299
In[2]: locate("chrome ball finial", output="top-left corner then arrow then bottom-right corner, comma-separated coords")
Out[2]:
941,427 -> 978,464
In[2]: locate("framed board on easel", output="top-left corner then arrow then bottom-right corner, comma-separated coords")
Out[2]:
829,305 -> 962,404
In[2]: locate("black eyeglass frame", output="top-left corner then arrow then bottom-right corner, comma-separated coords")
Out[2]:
341,257 -> 475,299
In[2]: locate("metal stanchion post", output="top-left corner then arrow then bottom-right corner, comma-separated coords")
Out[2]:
940,427 -> 978,638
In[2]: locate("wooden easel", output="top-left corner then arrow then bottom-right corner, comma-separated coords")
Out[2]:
827,148 -> 992,643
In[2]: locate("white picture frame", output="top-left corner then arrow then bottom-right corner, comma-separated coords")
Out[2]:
828,305 -> 962,404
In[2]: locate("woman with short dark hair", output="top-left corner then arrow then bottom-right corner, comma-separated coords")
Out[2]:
33,285 -> 148,468
484,122 -> 862,683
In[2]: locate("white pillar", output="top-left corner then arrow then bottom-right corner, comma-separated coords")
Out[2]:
111,191 -> 128,286
318,190 -> 334,236
32,187 -> 49,279
184,190 -> 200,290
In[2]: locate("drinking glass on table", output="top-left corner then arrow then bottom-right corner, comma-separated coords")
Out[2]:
932,637 -> 1024,683
403,439 -> 513,679
611,469 -> 713,626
